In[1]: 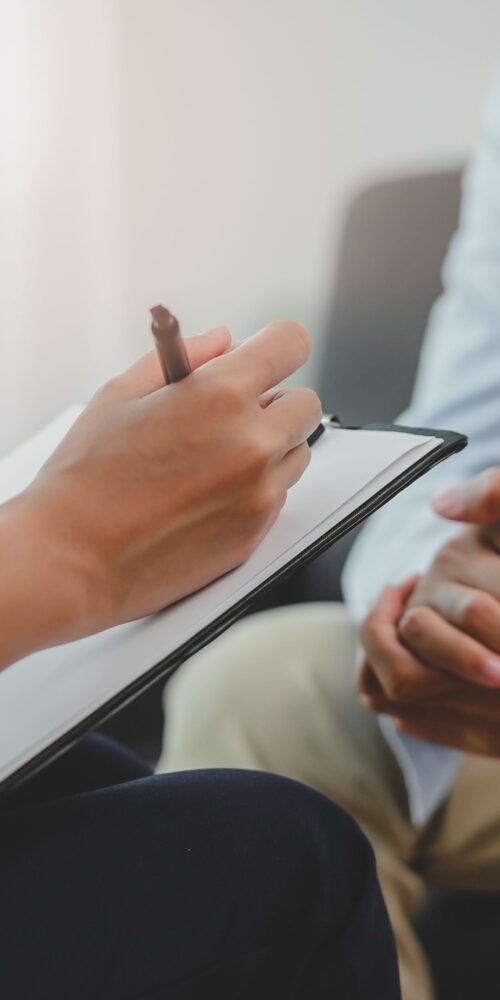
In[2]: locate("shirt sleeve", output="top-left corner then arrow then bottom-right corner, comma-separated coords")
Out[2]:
341,67 -> 500,824
343,70 -> 500,619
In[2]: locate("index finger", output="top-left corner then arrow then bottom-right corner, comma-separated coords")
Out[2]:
119,328 -> 233,398
408,579 -> 500,655
433,469 -> 500,536
398,603 -> 500,688
219,321 -> 312,395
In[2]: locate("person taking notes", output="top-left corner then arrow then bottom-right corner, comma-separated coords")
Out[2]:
0,320 -> 401,999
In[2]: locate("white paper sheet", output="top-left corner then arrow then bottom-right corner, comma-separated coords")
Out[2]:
0,408 -> 442,784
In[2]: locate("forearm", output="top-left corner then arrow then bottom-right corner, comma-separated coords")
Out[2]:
0,494 -> 91,670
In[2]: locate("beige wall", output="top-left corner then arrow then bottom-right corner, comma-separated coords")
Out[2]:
1,0 -> 500,454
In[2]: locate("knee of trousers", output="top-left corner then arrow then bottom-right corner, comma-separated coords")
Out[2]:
180,768 -> 380,933
223,769 -> 399,998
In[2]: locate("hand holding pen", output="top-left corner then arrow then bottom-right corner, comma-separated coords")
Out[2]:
150,303 -> 325,444
3,314 -> 321,666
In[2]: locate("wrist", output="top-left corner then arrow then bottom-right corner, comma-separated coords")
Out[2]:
0,491 -> 102,668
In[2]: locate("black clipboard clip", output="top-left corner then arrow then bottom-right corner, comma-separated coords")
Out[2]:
307,414 -> 344,447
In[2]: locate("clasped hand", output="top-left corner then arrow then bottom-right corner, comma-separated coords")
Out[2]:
359,470 -> 500,756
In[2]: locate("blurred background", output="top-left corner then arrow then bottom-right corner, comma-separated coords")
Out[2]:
1,0 -> 500,456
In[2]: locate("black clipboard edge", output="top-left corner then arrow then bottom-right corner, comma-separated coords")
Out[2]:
1,423 -> 467,797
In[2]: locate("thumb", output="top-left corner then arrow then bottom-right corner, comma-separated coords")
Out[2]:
433,469 -> 500,526
371,579 -> 418,625
111,326 -> 232,400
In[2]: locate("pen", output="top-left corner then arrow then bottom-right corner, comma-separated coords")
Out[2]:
150,304 -> 192,383
150,303 -> 324,446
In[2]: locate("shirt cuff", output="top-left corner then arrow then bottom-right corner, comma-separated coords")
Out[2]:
379,715 -> 462,826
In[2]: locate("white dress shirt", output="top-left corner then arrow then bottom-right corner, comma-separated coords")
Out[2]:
342,68 -> 500,825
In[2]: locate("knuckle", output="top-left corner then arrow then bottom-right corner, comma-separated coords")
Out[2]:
245,433 -> 273,472
462,592 -> 497,632
93,376 -> 121,404
433,541 -> 457,575
282,386 -> 322,440
302,387 -> 323,422
213,378 -> 244,413
399,606 -> 430,643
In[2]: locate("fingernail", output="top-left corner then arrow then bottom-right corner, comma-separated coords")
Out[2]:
433,486 -> 464,516
483,657 -> 500,686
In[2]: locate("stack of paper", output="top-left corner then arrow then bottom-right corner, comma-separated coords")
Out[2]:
0,408 -> 443,786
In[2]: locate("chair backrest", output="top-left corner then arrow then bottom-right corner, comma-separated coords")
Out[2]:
318,170 -> 463,424
252,168 -> 465,610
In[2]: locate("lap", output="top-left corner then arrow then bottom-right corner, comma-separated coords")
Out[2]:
163,603 -> 414,856
163,602 -> 500,893
0,734 -> 400,1000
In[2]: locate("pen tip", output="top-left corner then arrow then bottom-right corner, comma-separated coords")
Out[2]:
150,305 -> 179,335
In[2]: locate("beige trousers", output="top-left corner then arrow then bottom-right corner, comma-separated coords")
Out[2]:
158,603 -> 500,1000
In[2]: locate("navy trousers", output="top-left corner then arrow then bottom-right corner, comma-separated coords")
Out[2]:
0,736 -> 401,999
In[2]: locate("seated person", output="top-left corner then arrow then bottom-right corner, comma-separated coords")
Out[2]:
0,323 -> 401,999
160,70 -> 500,1000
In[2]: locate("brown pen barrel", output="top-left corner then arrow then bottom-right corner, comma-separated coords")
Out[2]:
150,305 -> 192,384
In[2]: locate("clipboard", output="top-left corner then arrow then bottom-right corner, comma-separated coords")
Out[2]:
0,416 -> 467,795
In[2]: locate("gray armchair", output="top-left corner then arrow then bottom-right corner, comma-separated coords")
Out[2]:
318,169 -> 462,424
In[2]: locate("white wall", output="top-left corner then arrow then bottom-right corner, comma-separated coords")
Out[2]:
1,0 -> 500,454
